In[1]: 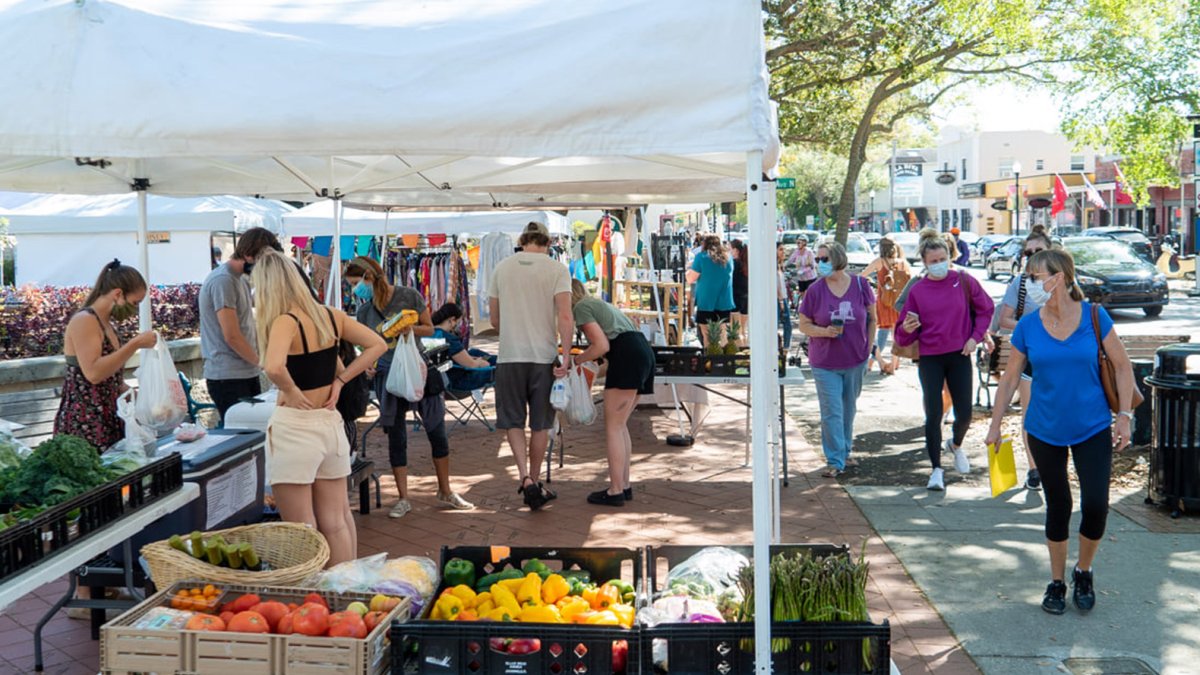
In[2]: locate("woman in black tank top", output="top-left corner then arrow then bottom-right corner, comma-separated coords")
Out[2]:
251,252 -> 385,565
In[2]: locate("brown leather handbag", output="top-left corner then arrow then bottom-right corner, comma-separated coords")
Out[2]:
1092,304 -> 1143,413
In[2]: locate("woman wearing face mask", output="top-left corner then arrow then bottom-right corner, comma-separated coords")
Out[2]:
797,242 -> 877,477
986,249 -> 1134,615
991,225 -> 1055,490
894,231 -> 995,491
343,257 -> 475,518
55,260 -> 158,451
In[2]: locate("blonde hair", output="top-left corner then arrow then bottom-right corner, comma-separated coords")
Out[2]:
917,227 -> 949,261
570,279 -> 590,305
1027,249 -> 1085,302
251,250 -> 336,364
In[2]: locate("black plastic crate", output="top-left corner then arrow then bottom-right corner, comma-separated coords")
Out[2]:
394,621 -> 638,675
696,352 -> 787,378
0,452 -> 183,584
643,544 -> 889,674
393,545 -> 643,674
653,346 -> 703,376
643,620 -> 890,674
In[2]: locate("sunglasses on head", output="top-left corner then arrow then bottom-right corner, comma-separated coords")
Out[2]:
815,256 -> 830,263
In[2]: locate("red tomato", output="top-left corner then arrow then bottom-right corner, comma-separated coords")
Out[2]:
303,593 -> 328,609
363,611 -> 387,632
326,611 -> 368,639
249,601 -> 289,632
219,611 -> 235,625
277,611 -> 295,635
292,603 -> 330,636
225,611 -> 270,634
185,614 -> 226,632
227,594 -> 261,613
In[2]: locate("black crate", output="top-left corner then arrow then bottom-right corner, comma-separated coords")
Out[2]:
394,621 -> 638,675
0,452 -> 183,585
653,346 -> 703,376
643,544 -> 889,674
699,352 -> 787,378
393,545 -> 643,675
643,621 -> 890,674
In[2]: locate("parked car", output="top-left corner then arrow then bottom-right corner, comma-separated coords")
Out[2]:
861,231 -> 883,252
985,238 -> 1023,280
841,233 -> 874,275
957,231 -> 979,247
1061,237 -> 1169,317
972,234 -> 1012,267
1081,227 -> 1155,262
778,229 -> 821,247
883,231 -> 922,265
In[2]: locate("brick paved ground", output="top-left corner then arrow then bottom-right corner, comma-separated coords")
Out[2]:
1,383 -> 979,674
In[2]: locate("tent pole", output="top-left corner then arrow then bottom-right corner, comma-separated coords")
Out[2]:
326,197 -> 343,307
134,179 -> 151,332
764,178 -> 782,543
746,150 -> 772,674
382,208 -> 391,263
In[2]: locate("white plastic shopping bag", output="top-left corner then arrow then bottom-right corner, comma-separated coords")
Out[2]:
565,364 -> 597,426
115,389 -> 156,452
386,332 -> 427,402
549,375 -> 570,411
134,333 -> 188,434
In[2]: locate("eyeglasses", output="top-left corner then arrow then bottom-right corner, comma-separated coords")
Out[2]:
1023,248 -> 1045,257
815,256 -> 830,263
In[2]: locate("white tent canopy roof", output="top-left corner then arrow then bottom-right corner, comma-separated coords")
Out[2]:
0,193 -> 293,234
0,0 -> 776,202
282,202 -> 569,238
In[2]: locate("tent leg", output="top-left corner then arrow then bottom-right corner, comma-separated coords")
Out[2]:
325,197 -> 343,307
134,180 -> 151,332
746,151 -> 773,674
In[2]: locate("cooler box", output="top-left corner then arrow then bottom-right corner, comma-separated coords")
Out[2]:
224,389 -> 277,498
112,429 -> 266,565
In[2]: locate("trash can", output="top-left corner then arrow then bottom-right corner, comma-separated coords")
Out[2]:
1131,359 -> 1155,447
1145,343 -> 1200,518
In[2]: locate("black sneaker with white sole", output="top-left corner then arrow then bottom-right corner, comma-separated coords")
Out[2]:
1072,567 -> 1095,612
1025,469 -> 1042,490
1042,580 -> 1067,615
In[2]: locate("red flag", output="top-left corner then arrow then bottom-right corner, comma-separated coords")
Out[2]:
1113,163 -> 1134,205
1051,175 -> 1068,217
599,214 -> 612,243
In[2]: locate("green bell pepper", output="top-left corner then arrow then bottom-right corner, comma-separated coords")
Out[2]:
443,558 -> 476,588
475,567 -> 524,593
521,558 -> 552,580
605,579 -> 636,604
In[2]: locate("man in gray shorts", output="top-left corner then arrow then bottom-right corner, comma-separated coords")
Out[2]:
488,222 -> 574,510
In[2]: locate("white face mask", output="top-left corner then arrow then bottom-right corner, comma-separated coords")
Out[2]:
927,261 -> 949,279
1026,276 -> 1055,305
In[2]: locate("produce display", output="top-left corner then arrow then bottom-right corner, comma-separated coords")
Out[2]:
168,531 -> 266,571
311,552 -> 439,619
429,557 -> 637,627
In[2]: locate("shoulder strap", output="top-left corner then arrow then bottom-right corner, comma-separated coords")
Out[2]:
1091,303 -> 1105,357
1015,274 -> 1027,319
324,307 -> 339,340
285,313 -> 310,353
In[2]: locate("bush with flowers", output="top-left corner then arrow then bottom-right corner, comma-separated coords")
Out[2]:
0,284 -> 200,360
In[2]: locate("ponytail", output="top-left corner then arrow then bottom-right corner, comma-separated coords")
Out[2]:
82,259 -> 146,309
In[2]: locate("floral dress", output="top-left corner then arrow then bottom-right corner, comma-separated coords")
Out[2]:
53,308 -> 124,450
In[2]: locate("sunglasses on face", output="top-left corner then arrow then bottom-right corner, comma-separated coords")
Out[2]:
815,256 -> 830,263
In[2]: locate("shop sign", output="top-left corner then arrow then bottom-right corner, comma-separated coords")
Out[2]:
990,200 -> 1008,211
137,231 -> 170,244
957,183 -> 985,199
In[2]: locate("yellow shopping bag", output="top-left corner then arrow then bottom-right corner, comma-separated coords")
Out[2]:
987,436 -> 1018,497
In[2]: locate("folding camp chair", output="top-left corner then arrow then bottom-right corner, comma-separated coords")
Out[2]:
444,365 -> 496,432
178,372 -> 218,425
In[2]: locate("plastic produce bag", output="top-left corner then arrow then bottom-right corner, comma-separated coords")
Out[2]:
564,364 -> 596,426
386,332 -> 427,402
549,375 -> 570,410
134,333 -> 188,434
311,553 -> 438,619
662,546 -> 749,600
113,389 -> 157,453
0,420 -> 32,470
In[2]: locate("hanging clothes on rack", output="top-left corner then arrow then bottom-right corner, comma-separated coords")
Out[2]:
476,232 -> 515,320
385,247 -> 472,347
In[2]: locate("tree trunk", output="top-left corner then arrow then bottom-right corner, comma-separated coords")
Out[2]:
834,81 -> 889,245
815,196 -> 825,229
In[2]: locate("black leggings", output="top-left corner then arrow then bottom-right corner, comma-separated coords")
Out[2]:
916,351 -> 973,468
1028,428 -> 1112,542
386,395 -> 450,468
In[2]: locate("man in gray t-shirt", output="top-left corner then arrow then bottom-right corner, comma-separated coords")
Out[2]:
199,228 -> 279,421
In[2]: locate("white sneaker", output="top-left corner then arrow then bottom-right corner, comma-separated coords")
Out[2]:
948,440 -> 970,473
388,499 -> 412,519
927,468 -> 945,491
437,492 -> 475,510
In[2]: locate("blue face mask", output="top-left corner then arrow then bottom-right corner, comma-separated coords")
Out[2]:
927,261 -> 949,279
353,280 -> 373,301
817,261 -> 833,277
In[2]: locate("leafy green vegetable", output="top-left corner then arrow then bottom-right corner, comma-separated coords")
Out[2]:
0,434 -> 115,507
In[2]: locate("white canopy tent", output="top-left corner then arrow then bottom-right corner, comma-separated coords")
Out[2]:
281,202 -> 570,238
0,2 -> 788,667
0,193 -> 291,286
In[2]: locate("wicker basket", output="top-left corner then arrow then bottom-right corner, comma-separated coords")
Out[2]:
141,522 -> 330,587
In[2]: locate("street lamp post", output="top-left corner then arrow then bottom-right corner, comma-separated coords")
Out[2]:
1013,160 -> 1023,235
869,190 -> 876,232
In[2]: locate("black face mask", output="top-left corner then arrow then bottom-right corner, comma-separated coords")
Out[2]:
242,262 -> 255,275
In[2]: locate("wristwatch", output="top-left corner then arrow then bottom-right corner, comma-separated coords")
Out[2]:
1117,410 -> 1134,420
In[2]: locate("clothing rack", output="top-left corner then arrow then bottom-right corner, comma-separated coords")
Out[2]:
384,241 -> 471,347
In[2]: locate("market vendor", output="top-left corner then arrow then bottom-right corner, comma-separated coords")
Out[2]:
344,257 -> 475,519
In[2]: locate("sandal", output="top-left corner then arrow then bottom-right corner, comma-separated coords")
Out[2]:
820,466 -> 842,478
519,477 -> 545,510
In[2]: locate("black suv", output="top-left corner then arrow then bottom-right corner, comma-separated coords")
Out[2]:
1061,237 -> 1169,317
1081,227 -> 1155,262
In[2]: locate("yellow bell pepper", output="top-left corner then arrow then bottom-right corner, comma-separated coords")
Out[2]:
516,573 -> 543,607
541,574 -> 570,605
610,603 -> 635,629
475,599 -> 495,615
486,606 -> 516,622
450,585 -> 477,605
557,596 -> 591,622
594,583 -> 620,610
490,584 -> 522,616
473,591 -> 492,609
518,605 -> 563,623
584,610 -> 620,625
433,594 -> 464,621
580,586 -> 598,608
498,577 -> 526,594
456,609 -> 478,622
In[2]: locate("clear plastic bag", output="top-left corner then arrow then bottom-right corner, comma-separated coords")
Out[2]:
134,333 -> 188,434
661,546 -> 749,600
549,375 -> 570,410
386,333 -> 426,402
0,420 -> 32,470
311,553 -> 438,619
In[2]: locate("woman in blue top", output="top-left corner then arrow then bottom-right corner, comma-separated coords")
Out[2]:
430,302 -> 496,392
985,249 -> 1136,617
685,235 -> 735,348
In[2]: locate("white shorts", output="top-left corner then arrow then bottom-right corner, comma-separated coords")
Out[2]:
265,406 -> 351,485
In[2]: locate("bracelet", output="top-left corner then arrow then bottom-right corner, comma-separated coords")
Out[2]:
1117,410 -> 1133,420
336,375 -> 347,385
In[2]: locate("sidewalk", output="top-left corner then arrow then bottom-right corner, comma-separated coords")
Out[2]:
0,377 -> 978,674
785,361 -> 1200,675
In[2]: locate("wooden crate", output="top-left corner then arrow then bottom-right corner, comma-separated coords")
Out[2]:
101,581 -> 410,675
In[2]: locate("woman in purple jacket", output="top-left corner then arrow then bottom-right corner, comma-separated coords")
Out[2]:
894,230 -> 995,491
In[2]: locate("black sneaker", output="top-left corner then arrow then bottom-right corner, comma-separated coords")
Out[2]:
538,482 -> 557,505
1042,580 -> 1067,615
623,487 -> 633,501
587,489 -> 625,507
1072,567 -> 1095,612
1025,469 -> 1042,491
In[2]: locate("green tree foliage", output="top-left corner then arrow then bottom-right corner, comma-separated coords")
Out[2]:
777,147 -> 847,228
